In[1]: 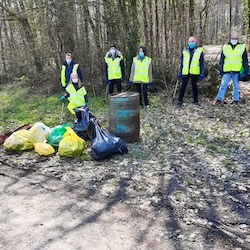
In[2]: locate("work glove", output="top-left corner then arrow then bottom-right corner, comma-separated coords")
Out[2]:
105,79 -> 109,85
60,95 -> 66,102
199,74 -> 205,81
128,81 -> 133,86
219,71 -> 223,77
85,102 -> 89,107
177,72 -> 182,81
149,82 -> 153,87
121,77 -> 125,82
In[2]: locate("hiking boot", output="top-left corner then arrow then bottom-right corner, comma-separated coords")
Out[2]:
215,99 -> 222,105
176,101 -> 183,108
231,101 -> 239,105
194,102 -> 200,106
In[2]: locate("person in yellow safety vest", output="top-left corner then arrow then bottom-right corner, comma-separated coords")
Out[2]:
60,73 -> 88,115
215,34 -> 249,105
129,46 -> 153,108
105,45 -> 125,94
177,36 -> 204,108
61,53 -> 83,90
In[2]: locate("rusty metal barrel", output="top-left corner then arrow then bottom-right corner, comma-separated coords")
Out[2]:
108,92 -> 140,143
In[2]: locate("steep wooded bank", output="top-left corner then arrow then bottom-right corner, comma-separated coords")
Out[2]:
0,0 -> 249,90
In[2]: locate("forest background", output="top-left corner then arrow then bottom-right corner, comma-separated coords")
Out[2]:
0,0 -> 250,91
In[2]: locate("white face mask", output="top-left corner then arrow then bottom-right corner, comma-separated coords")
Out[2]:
66,59 -> 72,64
110,49 -> 116,55
231,39 -> 238,45
72,78 -> 78,83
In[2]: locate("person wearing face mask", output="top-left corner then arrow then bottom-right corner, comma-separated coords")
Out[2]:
60,72 -> 88,114
215,34 -> 248,105
61,53 -> 83,90
104,45 -> 125,94
129,47 -> 153,108
176,36 -> 204,108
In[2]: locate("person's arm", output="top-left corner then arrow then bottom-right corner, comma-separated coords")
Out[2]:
242,48 -> 249,74
84,94 -> 88,103
61,66 -> 66,88
178,54 -> 183,76
104,62 -> 109,81
63,92 -> 69,98
129,61 -> 135,82
120,59 -> 125,79
148,62 -> 153,83
199,52 -> 204,75
77,66 -> 83,82
219,52 -> 225,75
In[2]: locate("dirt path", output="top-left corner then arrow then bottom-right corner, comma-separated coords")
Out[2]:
0,164 -> 174,250
1,160 -> 247,250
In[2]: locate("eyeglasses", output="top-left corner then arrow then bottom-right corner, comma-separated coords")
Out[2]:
231,37 -> 238,40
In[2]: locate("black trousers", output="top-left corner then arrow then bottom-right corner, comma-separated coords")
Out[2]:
108,79 -> 122,94
178,75 -> 199,103
135,83 -> 149,106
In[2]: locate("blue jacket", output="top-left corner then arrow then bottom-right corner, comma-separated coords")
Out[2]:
63,60 -> 83,84
178,47 -> 204,76
219,43 -> 248,74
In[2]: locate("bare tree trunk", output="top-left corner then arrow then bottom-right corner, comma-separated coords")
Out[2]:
142,0 -> 149,47
155,0 -> 159,56
229,0 -> 232,40
189,0 -> 195,35
148,0 -> 154,55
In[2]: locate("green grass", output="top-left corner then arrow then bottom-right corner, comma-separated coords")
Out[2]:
183,132 -> 232,156
0,82 -> 109,132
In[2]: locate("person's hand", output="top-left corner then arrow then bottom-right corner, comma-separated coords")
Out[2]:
219,71 -> 223,77
60,95 -> 66,102
128,81 -> 133,86
105,79 -> 109,85
177,73 -> 182,81
121,77 -> 125,82
149,82 -> 153,87
85,102 -> 89,107
199,74 -> 205,81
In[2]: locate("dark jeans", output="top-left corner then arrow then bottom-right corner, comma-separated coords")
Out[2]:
178,75 -> 199,103
108,79 -> 122,94
135,83 -> 149,106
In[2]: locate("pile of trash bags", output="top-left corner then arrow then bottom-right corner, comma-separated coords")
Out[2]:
2,107 -> 128,160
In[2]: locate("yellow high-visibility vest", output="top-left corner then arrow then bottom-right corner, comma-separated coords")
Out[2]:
61,64 -> 79,87
65,84 -> 87,114
105,57 -> 122,80
223,44 -> 246,72
133,56 -> 151,83
182,47 -> 203,75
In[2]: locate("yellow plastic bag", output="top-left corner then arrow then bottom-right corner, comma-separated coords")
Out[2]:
3,130 -> 35,151
58,127 -> 85,157
34,142 -> 55,156
29,122 -> 51,143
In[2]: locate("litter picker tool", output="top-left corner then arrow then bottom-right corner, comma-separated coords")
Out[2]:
172,80 -> 180,103
60,102 -> 64,123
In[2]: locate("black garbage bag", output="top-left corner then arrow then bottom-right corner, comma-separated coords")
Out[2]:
73,106 -> 95,139
239,74 -> 250,82
90,118 -> 128,160
239,65 -> 250,82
